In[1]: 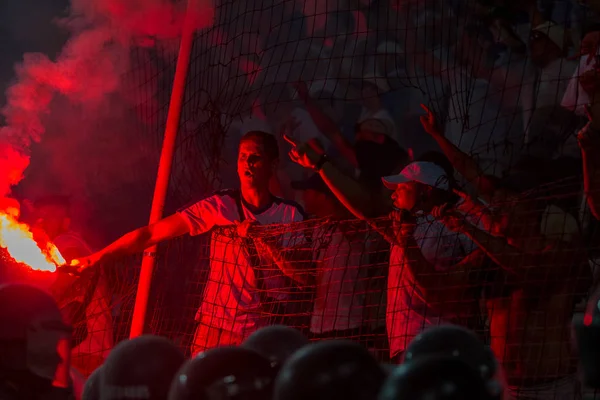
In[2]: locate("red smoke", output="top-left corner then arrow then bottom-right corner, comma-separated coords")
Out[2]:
0,0 -> 214,206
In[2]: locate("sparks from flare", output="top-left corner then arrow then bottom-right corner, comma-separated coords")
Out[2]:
0,203 -> 65,272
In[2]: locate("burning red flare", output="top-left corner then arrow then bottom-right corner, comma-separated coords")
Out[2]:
0,199 -> 64,272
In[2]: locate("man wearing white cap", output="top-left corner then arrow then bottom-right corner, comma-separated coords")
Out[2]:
378,161 -> 485,362
528,20 -> 579,158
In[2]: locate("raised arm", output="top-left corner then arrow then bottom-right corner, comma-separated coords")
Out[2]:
285,134 -> 393,219
293,82 -> 358,167
419,104 -> 498,202
70,213 -> 190,270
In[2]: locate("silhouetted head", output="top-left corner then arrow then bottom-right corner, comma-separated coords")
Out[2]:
168,346 -> 275,400
100,335 -> 185,400
380,355 -> 501,400
33,195 -> 71,240
404,325 -> 498,380
82,366 -> 103,400
0,283 -> 71,392
274,340 -> 385,400
242,325 -> 310,370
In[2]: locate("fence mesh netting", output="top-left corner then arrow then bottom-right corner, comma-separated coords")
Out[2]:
2,0 -> 600,395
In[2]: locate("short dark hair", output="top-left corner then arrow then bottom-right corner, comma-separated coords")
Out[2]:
34,195 -> 71,211
240,131 -> 279,161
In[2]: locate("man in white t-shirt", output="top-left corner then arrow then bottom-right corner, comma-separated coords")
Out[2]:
71,131 -> 308,354
291,173 -> 366,338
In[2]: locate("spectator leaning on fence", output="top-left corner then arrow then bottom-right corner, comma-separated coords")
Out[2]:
378,161 -> 487,363
291,173 -> 367,340
69,131 -> 311,354
420,100 -> 590,397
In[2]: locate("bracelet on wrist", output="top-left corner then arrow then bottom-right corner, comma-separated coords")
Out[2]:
314,154 -> 329,172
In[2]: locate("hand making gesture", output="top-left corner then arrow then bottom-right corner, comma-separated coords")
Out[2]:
419,104 -> 442,137
432,203 -> 468,233
284,134 -> 326,171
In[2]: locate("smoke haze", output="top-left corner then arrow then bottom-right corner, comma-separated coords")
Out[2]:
0,0 -> 213,245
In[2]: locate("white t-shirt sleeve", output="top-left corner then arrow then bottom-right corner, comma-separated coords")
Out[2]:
178,194 -> 231,236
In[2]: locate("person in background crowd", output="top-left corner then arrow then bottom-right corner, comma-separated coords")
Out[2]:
291,173 -> 367,341
422,101 -> 590,398
0,283 -> 74,400
438,192 -> 589,399
527,20 -> 579,159
404,11 -> 536,178
577,65 -> 600,220
69,131 -> 310,354
287,80 -> 409,355
30,196 -> 113,376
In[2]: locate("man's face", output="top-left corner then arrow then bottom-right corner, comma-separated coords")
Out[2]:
34,205 -> 69,240
391,182 -> 420,211
355,120 -> 387,144
237,139 -> 275,188
529,31 -> 559,65
26,314 -> 72,385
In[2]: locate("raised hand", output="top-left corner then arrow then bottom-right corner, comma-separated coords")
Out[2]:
432,203 -> 467,232
419,103 -> 442,137
235,219 -> 258,238
284,134 -> 325,170
389,209 -> 416,238
453,189 -> 485,215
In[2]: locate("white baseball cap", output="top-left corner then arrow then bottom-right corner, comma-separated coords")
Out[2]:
382,161 -> 450,190
357,108 -> 398,143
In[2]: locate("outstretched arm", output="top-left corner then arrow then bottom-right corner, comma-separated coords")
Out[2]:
460,221 -> 586,284
71,214 -> 190,269
419,104 -> 502,202
293,82 -> 358,167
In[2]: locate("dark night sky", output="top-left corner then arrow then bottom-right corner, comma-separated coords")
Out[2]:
0,0 -> 70,117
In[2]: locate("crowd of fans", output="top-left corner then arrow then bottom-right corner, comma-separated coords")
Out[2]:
6,0 -> 600,398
